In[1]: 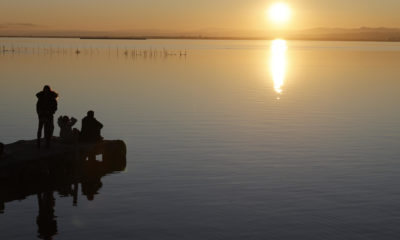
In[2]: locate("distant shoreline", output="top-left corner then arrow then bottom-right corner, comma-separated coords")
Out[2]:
80,37 -> 147,40
1,35 -> 400,43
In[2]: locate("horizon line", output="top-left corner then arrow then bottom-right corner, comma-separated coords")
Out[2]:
1,35 -> 400,43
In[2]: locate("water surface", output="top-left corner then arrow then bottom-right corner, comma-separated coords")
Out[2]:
1,38 -> 400,239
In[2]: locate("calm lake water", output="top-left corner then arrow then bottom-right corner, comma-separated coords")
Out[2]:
1,38 -> 400,240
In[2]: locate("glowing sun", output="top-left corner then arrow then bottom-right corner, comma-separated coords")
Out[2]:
268,2 -> 291,23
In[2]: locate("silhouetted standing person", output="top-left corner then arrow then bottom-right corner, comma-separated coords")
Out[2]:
36,86 -> 58,148
80,111 -> 103,142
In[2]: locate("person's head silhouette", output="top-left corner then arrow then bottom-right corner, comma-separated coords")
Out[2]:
43,85 -> 51,93
87,111 -> 94,118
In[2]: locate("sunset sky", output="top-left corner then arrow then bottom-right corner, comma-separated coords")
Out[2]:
1,0 -> 400,33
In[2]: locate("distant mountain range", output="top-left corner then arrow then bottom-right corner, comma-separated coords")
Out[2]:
1,25 -> 400,42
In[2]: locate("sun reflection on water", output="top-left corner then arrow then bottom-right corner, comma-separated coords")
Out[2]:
270,39 -> 287,95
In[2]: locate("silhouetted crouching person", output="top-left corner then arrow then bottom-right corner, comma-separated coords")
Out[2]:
57,116 -> 80,144
36,86 -> 58,148
80,111 -> 103,142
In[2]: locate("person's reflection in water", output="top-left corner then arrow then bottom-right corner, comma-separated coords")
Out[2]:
0,200 -> 4,214
36,191 -> 57,240
72,183 -> 79,207
81,153 -> 103,201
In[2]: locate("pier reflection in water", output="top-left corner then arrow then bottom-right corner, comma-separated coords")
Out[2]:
0,150 -> 126,240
